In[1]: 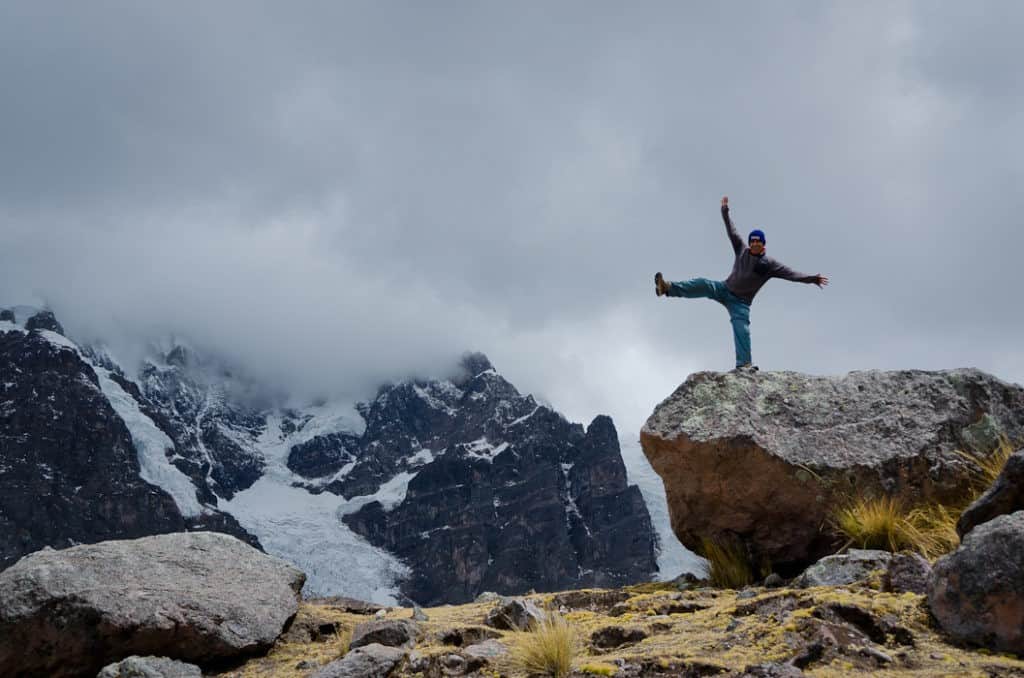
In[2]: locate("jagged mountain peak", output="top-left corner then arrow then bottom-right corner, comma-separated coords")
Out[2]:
457,351 -> 494,380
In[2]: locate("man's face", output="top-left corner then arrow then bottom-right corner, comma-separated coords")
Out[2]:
749,238 -> 765,256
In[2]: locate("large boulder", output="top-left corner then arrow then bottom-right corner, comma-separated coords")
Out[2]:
641,369 -> 1024,573
0,532 -> 305,677
957,449 -> 1024,537
928,511 -> 1024,655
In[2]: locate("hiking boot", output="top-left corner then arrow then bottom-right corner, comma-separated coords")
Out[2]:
734,363 -> 759,372
655,272 -> 669,297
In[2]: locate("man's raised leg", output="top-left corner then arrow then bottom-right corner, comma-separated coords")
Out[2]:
664,277 -> 721,299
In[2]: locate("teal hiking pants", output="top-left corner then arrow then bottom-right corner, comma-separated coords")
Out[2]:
666,278 -> 752,367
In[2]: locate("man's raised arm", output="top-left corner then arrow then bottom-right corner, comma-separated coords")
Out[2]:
721,196 -> 744,255
770,260 -> 829,288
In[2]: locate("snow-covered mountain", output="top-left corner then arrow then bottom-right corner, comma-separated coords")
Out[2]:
0,307 -> 689,604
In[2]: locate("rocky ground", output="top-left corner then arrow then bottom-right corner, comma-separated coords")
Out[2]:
211,579 -> 1024,678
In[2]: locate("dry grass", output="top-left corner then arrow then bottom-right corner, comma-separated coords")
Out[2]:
333,625 -> 352,660
511,610 -> 581,678
700,537 -> 753,589
833,495 -> 907,552
957,436 -> 1015,493
833,495 -> 961,558
832,438 -> 1017,560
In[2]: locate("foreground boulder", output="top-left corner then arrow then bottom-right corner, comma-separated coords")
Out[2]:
641,368 -> 1024,572
0,532 -> 305,677
928,511 -> 1024,655
957,448 -> 1024,537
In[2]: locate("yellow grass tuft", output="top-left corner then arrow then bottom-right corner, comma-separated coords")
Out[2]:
833,495 -> 962,559
512,610 -> 581,678
904,503 -> 960,559
700,537 -> 753,589
833,495 -> 905,552
579,661 -> 618,676
957,436 -> 1015,492
332,625 -> 352,660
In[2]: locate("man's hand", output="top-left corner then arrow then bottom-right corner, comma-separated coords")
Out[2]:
813,274 -> 829,288
721,196 -> 729,209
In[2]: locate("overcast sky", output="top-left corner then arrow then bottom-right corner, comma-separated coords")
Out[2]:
1,2 -> 1021,434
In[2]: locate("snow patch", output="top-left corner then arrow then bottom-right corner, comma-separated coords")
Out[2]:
93,366 -> 204,517
508,406 -> 541,427
221,409 -> 412,602
464,437 -> 510,463
222,475 -> 411,603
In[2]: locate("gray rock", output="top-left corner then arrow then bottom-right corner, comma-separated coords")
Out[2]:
883,552 -> 932,594
590,625 -> 648,649
958,449 -> 1024,537
350,619 -> 419,649
0,532 -> 305,678
474,591 -> 503,604
0,309 -> 14,323
311,643 -> 407,678
928,511 -> 1024,654
763,573 -> 785,588
463,639 -> 508,660
484,597 -> 546,631
438,626 -> 502,647
412,605 -> 429,621
641,369 -> 1024,571
737,663 -> 805,677
795,549 -> 892,588
96,656 -> 202,678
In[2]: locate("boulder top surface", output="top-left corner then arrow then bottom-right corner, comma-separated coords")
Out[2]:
642,367 -> 1024,469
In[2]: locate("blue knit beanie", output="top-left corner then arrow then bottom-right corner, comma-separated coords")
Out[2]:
748,229 -> 766,244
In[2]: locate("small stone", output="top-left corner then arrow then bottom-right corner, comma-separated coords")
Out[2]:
463,639 -> 508,660
310,644 -> 407,678
736,589 -> 758,599
295,659 -> 319,670
484,597 -> 545,631
442,653 -> 466,672
795,549 -> 892,588
97,656 -> 202,677
883,552 -> 931,595
350,619 -> 419,650
590,625 -> 648,649
474,591 -> 503,604
764,573 -> 784,588
860,646 -> 893,664
412,605 -> 428,621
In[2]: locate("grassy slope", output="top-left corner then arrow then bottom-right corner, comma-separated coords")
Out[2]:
212,580 -> 1024,677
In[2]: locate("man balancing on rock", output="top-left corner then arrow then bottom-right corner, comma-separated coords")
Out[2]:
654,196 -> 828,371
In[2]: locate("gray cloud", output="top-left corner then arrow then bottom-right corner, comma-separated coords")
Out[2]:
1,1 -> 1021,432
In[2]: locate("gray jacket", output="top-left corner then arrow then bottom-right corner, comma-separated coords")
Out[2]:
721,205 -> 816,304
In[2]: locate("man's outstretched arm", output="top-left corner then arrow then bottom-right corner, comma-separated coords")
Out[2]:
721,196 -> 744,255
771,261 -> 829,288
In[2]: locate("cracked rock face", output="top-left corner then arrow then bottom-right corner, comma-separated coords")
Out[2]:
641,368 -> 1024,572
